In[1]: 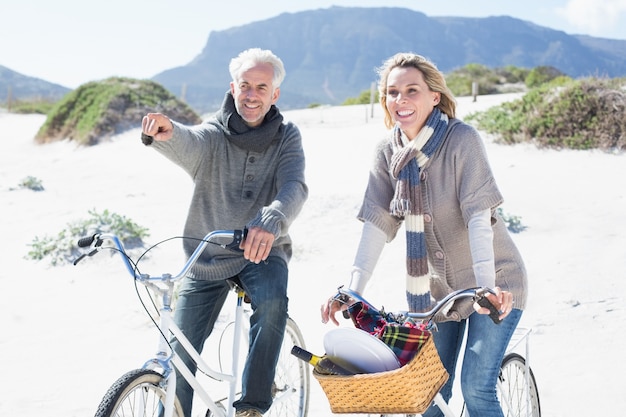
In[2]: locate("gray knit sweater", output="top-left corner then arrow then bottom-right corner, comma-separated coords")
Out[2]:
358,118 -> 527,320
150,95 -> 308,281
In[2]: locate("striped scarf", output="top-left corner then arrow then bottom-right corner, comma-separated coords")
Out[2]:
389,108 -> 449,312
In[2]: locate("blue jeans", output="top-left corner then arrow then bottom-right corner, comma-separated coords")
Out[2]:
422,309 -> 523,417
170,257 -> 289,417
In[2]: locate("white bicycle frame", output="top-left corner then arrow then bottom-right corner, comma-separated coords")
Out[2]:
143,286 -> 247,417
78,230 -> 253,417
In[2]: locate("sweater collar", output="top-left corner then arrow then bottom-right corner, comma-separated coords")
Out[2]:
210,91 -> 284,153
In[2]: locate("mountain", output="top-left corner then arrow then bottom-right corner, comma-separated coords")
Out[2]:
3,7 -> 626,113
152,7 -> 626,113
0,65 -> 70,103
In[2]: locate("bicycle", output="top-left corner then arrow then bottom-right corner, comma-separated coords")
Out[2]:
74,229 -> 310,417
320,286 -> 540,417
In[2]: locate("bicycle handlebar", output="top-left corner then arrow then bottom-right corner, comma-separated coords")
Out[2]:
74,230 -> 502,325
335,285 -> 503,325
73,229 -> 247,284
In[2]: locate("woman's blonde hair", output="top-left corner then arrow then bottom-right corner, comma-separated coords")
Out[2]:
377,53 -> 456,129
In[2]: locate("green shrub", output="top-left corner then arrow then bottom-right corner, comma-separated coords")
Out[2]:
7,99 -> 57,114
343,89 -> 379,105
496,66 -> 531,84
467,77 -> 626,151
35,77 -> 201,146
26,209 -> 149,266
445,63 -> 529,96
525,66 -> 565,88
497,208 -> 526,234
15,176 -> 44,191
446,63 -> 502,96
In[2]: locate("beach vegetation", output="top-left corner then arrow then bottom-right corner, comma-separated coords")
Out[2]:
13,175 -> 45,191
34,77 -> 201,146
26,209 -> 149,266
467,76 -> 626,151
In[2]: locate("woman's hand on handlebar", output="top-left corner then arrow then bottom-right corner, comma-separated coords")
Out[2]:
240,226 -> 274,264
320,292 -> 353,326
474,286 -> 514,321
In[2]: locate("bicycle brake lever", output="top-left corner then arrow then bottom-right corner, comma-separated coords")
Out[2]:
223,228 -> 248,252
73,253 -> 87,265
72,248 -> 99,266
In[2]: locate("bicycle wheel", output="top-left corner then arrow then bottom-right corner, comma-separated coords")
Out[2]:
218,316 -> 310,417
95,369 -> 184,417
266,317 -> 310,417
499,353 -> 541,417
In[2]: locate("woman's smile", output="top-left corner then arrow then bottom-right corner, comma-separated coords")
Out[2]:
385,66 -> 440,139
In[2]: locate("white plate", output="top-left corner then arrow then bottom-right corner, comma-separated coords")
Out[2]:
323,327 -> 400,373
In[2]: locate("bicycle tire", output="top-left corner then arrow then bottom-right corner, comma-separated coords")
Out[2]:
369,352 -> 542,417
94,369 -> 184,417
218,316 -> 310,417
499,353 -> 541,417
266,317 -> 310,417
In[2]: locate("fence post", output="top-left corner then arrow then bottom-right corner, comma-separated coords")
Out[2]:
472,82 -> 478,102
370,81 -> 376,119
7,85 -> 12,112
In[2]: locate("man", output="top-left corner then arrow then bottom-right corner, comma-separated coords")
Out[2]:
141,48 -> 308,417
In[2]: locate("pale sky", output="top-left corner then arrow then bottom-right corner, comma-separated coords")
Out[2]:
2,0 -> 625,88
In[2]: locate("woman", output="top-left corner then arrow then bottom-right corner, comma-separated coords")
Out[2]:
320,53 -> 527,417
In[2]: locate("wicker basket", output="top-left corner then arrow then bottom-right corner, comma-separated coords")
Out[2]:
313,337 -> 448,414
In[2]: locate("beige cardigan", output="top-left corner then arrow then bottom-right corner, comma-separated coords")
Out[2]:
357,118 -> 527,321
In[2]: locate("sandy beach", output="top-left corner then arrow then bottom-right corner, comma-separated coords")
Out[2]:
1,93 -> 625,417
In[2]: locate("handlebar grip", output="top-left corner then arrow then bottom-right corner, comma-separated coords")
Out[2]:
77,235 -> 97,248
141,133 -> 154,146
477,296 -> 502,325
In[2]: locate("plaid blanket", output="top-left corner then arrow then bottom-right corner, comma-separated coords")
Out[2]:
348,301 -> 431,366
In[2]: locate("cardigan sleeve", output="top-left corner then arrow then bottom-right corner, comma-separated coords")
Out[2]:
356,139 -> 403,241
449,123 -> 504,225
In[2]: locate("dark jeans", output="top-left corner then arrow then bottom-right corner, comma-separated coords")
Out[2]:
170,257 -> 289,417
423,309 -> 523,417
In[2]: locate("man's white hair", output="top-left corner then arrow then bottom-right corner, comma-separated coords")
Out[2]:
229,48 -> 286,88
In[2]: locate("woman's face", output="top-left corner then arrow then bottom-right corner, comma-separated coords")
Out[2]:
384,66 -> 440,139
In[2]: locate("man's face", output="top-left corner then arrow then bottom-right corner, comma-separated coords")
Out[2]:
230,62 -> 280,127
